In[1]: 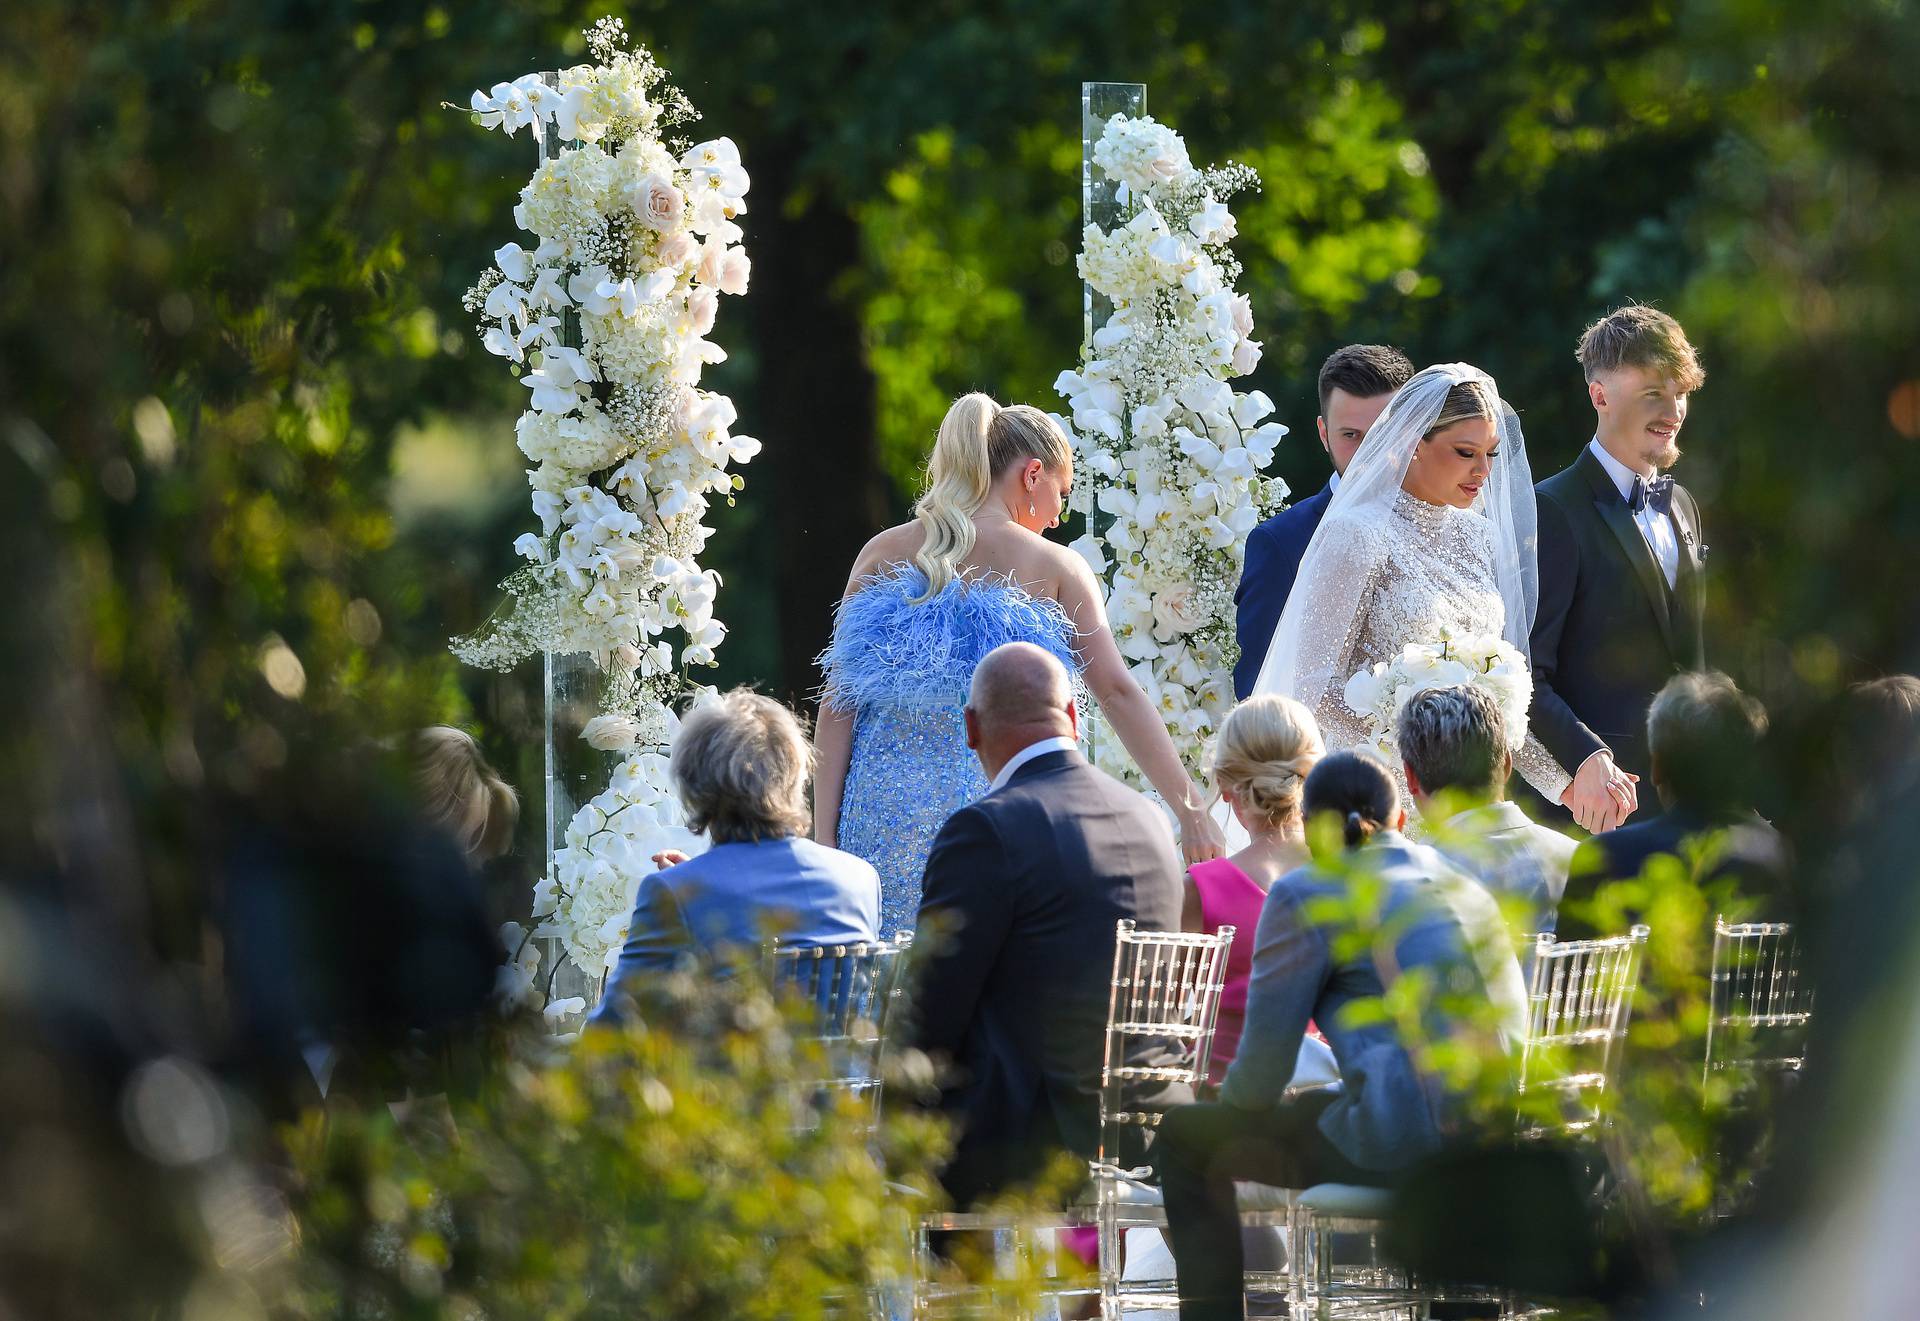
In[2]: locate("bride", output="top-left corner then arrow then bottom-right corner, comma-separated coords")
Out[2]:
1252,363 -> 1633,818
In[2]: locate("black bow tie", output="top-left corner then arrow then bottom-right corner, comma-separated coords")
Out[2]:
1628,475 -> 1675,515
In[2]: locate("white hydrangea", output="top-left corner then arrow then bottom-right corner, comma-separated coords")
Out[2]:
514,405 -> 631,471
1092,113 -> 1194,195
516,145 -> 619,254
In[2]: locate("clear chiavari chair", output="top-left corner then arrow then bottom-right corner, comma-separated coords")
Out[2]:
1091,919 -> 1236,1317
1517,924 -> 1652,1139
1704,917 -> 1812,1085
766,932 -> 913,1129
911,920 -> 1232,1318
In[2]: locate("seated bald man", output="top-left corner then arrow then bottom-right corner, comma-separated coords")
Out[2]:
907,641 -> 1188,1206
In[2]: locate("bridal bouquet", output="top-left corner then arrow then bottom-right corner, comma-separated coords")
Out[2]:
1056,114 -> 1289,781
1342,630 -> 1534,757
454,20 -> 754,983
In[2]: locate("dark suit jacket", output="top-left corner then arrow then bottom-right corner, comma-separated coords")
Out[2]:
908,747 -> 1185,1206
1531,447 -> 1707,790
1234,478 -> 1336,698
1559,807 -> 1791,940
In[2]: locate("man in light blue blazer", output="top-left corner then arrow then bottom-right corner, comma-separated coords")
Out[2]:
591,690 -> 880,1027
1233,345 -> 1414,697
1155,751 -> 1524,1321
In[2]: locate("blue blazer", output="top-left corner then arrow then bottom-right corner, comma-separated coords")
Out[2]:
1233,479 -> 1336,698
591,837 -> 881,1026
1219,835 -> 1524,1173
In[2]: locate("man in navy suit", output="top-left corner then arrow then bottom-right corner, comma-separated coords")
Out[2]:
907,641 -> 1186,1206
1233,344 -> 1415,697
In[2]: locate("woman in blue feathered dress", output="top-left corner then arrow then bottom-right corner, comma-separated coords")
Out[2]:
815,392 -> 1226,937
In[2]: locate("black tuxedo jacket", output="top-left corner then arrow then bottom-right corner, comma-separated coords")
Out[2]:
1531,447 -> 1707,789
907,747 -> 1185,1206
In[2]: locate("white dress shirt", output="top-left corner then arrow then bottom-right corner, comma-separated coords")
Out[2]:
987,735 -> 1080,792
1588,438 -> 1679,590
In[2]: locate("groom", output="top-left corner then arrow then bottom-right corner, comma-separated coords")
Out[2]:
1533,304 -> 1708,833
1233,343 -> 1415,697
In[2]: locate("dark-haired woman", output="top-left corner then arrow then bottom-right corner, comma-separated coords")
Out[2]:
1153,750 -> 1526,1321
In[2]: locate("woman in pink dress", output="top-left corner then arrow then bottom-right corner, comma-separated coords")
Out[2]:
1184,694 -> 1324,1083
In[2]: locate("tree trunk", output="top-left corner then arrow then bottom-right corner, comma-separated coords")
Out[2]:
747,141 -> 891,704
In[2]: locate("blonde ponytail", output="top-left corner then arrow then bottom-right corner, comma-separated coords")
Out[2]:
913,393 -> 999,601
911,394 -> 1073,603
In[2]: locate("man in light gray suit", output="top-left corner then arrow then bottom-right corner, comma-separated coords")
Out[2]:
907,642 -> 1186,1207
1399,685 -> 1578,948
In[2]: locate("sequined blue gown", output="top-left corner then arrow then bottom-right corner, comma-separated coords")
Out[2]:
820,565 -> 1081,938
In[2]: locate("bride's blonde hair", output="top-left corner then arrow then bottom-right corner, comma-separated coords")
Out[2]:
912,392 -> 1071,602
1210,695 -> 1324,831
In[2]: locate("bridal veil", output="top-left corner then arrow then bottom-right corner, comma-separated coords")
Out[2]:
1251,362 -> 1538,708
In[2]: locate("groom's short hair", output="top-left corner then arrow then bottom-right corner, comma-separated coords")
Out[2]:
1577,303 -> 1706,392
1318,344 -> 1415,413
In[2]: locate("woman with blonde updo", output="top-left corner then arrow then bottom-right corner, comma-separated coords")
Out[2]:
1183,695 -> 1324,1080
816,391 -> 1226,936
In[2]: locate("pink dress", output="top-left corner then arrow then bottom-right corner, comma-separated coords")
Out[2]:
1189,857 -> 1272,1084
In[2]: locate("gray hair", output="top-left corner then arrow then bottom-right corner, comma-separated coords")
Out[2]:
1395,685 -> 1507,796
670,688 -> 813,844
968,641 -> 1072,733
1647,671 -> 1767,809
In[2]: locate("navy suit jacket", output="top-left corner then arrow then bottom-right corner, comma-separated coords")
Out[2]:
907,748 -> 1185,1205
1234,478 -> 1336,698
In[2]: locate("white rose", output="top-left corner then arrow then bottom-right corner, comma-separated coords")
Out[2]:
655,230 -> 698,270
716,247 -> 750,296
629,173 -> 685,232
1149,585 -> 1201,641
582,713 -> 640,751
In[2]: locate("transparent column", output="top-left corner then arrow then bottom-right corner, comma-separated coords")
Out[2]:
1079,82 -> 1145,781
1080,81 -> 1145,354
534,82 -> 611,1006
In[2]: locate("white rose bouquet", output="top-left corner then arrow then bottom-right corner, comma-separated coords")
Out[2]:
1342,630 -> 1534,758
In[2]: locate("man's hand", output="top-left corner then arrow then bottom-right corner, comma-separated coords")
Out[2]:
650,849 -> 691,870
1560,751 -> 1639,833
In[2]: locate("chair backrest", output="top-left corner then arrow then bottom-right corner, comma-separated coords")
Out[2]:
1705,917 -> 1811,1084
1096,919 -> 1235,1166
767,933 -> 913,1109
1518,924 -> 1650,1137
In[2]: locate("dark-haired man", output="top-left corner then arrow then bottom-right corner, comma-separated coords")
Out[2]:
1233,344 -> 1415,698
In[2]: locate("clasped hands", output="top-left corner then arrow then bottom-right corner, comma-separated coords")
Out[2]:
1560,749 -> 1639,833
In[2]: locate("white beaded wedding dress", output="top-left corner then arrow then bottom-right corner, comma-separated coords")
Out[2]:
1252,363 -> 1572,805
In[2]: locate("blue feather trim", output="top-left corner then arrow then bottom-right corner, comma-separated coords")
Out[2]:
817,563 -> 1083,711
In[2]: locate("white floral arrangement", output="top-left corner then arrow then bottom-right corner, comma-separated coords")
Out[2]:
454,19 -> 750,984
1342,630 -> 1534,759
1055,114 -> 1289,780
